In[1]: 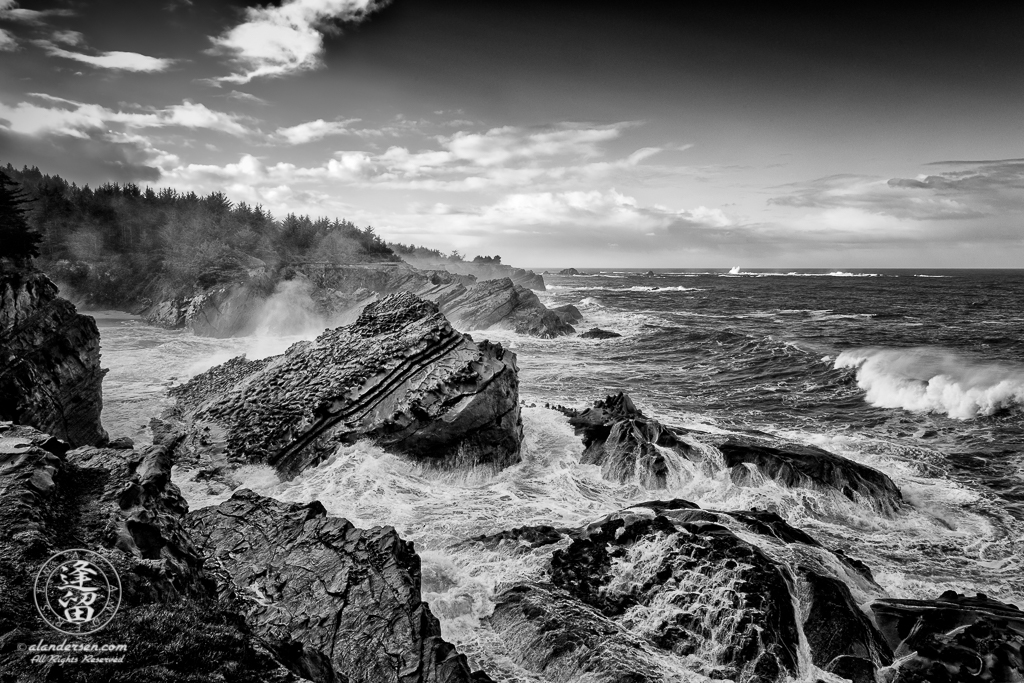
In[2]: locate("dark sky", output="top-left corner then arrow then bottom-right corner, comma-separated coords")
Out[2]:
2,0 -> 1022,266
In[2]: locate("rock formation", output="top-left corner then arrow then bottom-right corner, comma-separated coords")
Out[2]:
557,268 -> 580,276
871,591 -> 1024,683
550,304 -> 583,325
556,393 -> 694,487
171,292 -> 523,478
477,499 -> 895,683
556,394 -> 904,512
579,327 -> 621,339
143,263 -> 572,339
0,258 -> 108,446
720,439 -> 903,515
187,489 -> 490,683
0,423 -> 302,681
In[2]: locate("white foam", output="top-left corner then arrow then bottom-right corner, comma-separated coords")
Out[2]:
835,347 -> 1024,419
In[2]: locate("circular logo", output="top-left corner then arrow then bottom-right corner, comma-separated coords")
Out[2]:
33,549 -> 122,636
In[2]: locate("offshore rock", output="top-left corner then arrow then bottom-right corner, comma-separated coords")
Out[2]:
485,500 -> 892,683
557,393 -> 693,487
557,268 -> 580,276
871,591 -> 1024,682
171,292 -> 523,478
0,423 -> 304,682
187,489 -> 490,683
720,439 -> 903,515
550,304 -> 583,325
438,277 -> 573,338
579,327 -> 621,339
0,260 -> 108,446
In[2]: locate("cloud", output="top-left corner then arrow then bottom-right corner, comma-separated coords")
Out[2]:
227,90 -> 269,105
275,117 -> 360,144
209,0 -> 390,84
0,27 -> 16,51
36,41 -> 175,72
50,30 -> 83,46
0,94 -> 254,138
0,1 -> 74,24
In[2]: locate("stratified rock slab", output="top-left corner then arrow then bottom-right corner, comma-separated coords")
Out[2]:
172,292 -> 523,478
187,489 -> 488,683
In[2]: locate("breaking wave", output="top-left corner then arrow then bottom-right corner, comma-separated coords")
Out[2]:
835,347 -> 1024,419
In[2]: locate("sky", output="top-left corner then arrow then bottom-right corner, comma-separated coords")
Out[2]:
1,0 -> 1023,268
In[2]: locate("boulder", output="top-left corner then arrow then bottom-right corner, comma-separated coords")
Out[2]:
0,260 -> 108,446
484,499 -> 893,683
550,304 -> 583,325
187,489 -> 489,683
579,327 -> 621,339
871,591 -> 1024,682
720,440 -> 903,515
557,393 -> 693,487
171,292 -> 523,478
0,423 -> 305,681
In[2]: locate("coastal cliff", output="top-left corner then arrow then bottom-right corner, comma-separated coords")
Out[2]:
0,258 -> 108,446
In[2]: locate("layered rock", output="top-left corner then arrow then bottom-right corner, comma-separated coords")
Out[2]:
438,278 -> 573,338
556,393 -> 694,487
0,423 -> 302,681
171,292 -> 523,478
187,489 -> 490,683
0,259 -> 108,446
720,439 -> 903,515
480,499 -> 893,683
871,591 -> 1024,682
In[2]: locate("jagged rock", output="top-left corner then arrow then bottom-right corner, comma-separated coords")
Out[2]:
171,292 -> 523,478
0,260 -> 108,446
871,591 -> 1024,682
557,268 -> 580,276
720,440 -> 903,515
557,393 -> 693,487
187,489 -> 489,683
550,304 -> 583,325
439,278 -> 574,338
579,327 -> 621,339
0,423 -> 306,682
457,524 -> 572,554
485,499 -> 893,683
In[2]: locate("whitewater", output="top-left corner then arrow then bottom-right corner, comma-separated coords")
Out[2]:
93,267 -> 1024,682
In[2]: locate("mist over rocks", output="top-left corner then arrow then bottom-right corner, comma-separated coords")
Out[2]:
0,257 -> 108,447
169,292 -> 524,478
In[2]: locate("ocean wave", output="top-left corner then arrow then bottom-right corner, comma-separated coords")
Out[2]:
835,347 -> 1024,419
720,270 -> 881,278
544,285 -> 703,293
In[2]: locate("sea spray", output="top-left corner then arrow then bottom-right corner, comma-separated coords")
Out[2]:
835,347 -> 1024,418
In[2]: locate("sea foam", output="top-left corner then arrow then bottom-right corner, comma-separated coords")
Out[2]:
835,347 -> 1024,419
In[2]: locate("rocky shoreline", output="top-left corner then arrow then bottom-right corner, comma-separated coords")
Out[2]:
2,254 -> 1022,683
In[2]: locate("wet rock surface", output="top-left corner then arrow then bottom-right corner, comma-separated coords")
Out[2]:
484,499 -> 900,683
871,591 -> 1024,682
1,260 -> 108,446
187,489 -> 490,683
170,292 -> 523,478
556,393 -> 694,487
720,439 -> 903,515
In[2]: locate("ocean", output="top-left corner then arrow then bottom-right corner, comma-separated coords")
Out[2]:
92,268 -> 1024,682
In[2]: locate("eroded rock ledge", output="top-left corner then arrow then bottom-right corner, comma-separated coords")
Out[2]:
0,259 -> 108,446
171,292 -> 523,478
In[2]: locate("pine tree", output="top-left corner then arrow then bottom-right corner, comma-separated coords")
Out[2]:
0,170 -> 42,261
